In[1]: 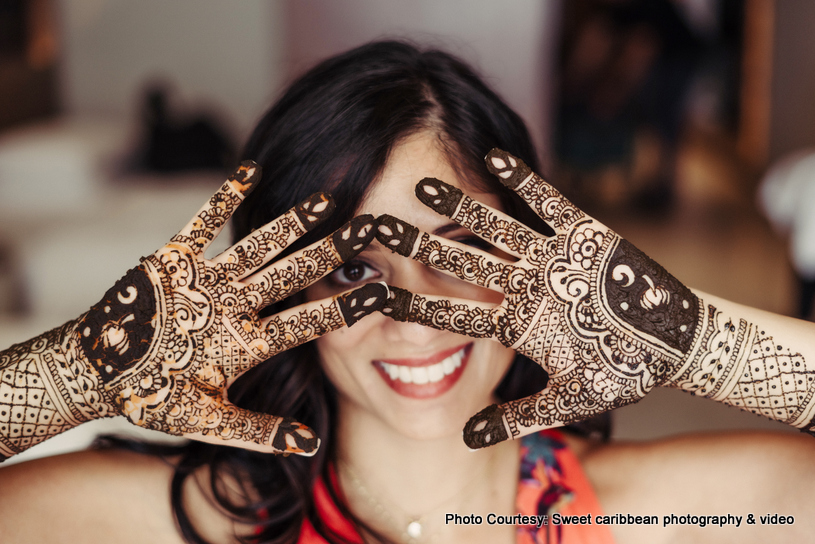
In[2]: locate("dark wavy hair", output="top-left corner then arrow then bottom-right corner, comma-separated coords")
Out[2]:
101,40 -> 610,544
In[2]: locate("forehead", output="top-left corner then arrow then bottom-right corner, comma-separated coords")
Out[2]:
359,132 -> 502,228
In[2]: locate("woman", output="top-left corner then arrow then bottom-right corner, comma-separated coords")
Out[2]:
1,41 -> 815,544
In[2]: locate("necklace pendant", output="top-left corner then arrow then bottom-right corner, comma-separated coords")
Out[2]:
406,520 -> 422,540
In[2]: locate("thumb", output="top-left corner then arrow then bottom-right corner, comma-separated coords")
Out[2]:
184,397 -> 320,456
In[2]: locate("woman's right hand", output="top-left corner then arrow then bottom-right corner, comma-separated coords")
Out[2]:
0,162 -> 386,460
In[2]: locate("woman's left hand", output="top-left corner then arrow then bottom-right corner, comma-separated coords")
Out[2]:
376,149 -> 702,449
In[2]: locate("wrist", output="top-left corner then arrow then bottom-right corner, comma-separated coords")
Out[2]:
50,318 -> 120,422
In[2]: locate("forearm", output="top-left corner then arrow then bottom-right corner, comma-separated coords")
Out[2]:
0,320 -> 116,461
667,291 -> 815,433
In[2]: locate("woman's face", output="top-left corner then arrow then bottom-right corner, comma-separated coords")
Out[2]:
307,132 -> 516,441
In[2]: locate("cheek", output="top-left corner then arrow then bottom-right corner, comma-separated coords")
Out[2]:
314,312 -> 384,377
486,342 -> 517,380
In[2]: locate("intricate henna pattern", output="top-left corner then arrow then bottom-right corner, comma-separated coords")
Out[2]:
380,149 -> 815,448
0,162 -> 386,461
670,306 -> 815,433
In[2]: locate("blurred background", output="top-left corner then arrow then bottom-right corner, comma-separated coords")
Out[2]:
1,0 -> 813,463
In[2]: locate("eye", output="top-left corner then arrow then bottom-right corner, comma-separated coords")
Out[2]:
454,235 -> 494,253
329,260 -> 379,286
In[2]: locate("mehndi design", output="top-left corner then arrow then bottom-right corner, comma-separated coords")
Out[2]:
0,162 -> 386,462
377,149 -> 815,449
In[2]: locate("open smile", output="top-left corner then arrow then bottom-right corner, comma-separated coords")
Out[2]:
372,343 -> 473,399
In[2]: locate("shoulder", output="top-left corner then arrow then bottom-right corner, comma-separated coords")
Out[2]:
575,431 -> 815,544
580,431 -> 815,504
0,448 -> 239,544
0,449 -> 181,543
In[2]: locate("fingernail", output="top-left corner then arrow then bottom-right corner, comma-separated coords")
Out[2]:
272,417 -> 320,455
375,215 -> 419,256
415,178 -> 463,217
462,404 -> 508,449
338,282 -> 388,326
228,160 -> 262,195
295,193 -> 336,231
379,285 -> 413,322
484,149 -> 531,190
332,214 -> 376,260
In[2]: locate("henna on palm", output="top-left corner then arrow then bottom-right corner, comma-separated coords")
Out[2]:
378,149 -> 815,448
0,162 -> 386,461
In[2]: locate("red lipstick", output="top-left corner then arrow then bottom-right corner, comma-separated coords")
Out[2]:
372,343 -> 473,399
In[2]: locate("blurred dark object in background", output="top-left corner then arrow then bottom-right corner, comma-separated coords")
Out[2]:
0,0 -> 59,131
132,82 -> 236,173
553,0 -> 745,212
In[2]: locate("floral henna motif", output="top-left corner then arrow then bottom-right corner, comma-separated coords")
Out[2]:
378,149 -> 708,449
382,148 -> 815,447
0,162 -> 385,461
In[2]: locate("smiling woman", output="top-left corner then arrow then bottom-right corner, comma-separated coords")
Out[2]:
1,40 -> 815,544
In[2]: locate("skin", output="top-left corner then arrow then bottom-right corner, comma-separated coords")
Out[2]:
307,132 -> 521,543
2,132 -> 815,543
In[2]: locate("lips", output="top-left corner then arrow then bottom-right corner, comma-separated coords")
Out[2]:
373,343 -> 473,399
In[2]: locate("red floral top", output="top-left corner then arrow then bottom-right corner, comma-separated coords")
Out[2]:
295,430 -> 616,544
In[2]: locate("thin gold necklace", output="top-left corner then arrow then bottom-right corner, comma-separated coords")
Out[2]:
338,454 -> 495,544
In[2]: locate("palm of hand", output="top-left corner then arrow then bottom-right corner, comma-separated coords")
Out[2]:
76,163 -> 382,454
377,149 -> 700,448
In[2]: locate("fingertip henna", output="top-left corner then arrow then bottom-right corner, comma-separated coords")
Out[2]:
463,404 -> 509,449
332,214 -> 377,261
380,285 -> 414,322
415,177 -> 463,217
295,193 -> 336,231
272,417 -> 320,455
484,148 -> 531,189
375,215 -> 419,256
228,160 -> 262,196
338,283 -> 389,326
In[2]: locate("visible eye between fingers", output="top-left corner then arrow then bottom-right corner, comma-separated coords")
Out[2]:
327,260 -> 380,287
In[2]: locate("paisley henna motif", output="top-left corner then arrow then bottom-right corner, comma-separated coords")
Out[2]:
0,162 -> 385,461
379,148 -> 815,448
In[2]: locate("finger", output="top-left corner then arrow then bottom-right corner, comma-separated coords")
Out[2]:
484,149 -> 583,232
462,394 -> 569,450
246,215 -> 377,304
382,286 -> 501,340
184,400 -> 320,456
463,366 -> 641,449
210,192 -> 335,278
376,214 -> 513,292
414,177 -> 541,259
256,283 -> 389,357
172,161 -> 261,253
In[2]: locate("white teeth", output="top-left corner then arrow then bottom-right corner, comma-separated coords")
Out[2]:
398,365 -> 412,383
411,367 -> 429,384
387,364 -> 399,381
427,364 -> 444,382
378,346 -> 467,385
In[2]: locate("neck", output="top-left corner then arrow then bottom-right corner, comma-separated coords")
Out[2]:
334,399 -> 520,542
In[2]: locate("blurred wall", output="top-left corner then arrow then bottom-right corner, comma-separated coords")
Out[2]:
58,0 -> 285,138
283,0 -> 560,168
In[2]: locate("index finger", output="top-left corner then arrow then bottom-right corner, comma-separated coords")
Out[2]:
172,161 -> 260,253
484,149 -> 584,232
414,177 -> 542,260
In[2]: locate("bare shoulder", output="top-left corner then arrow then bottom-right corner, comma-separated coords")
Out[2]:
575,432 -> 815,544
0,449 -> 184,543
